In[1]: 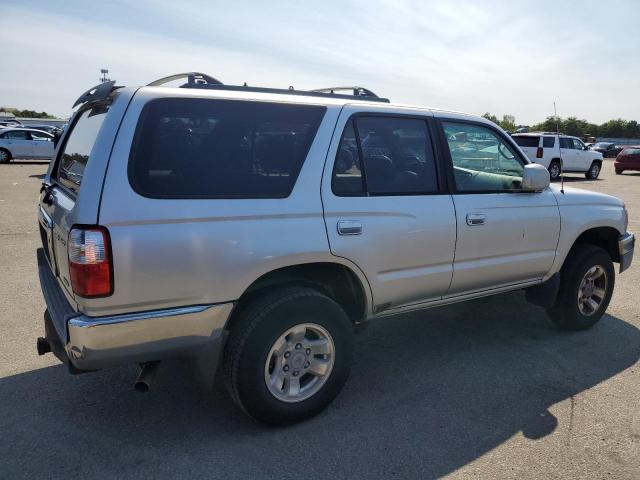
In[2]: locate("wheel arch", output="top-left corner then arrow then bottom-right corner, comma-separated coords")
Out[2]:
227,261 -> 372,332
567,226 -> 621,264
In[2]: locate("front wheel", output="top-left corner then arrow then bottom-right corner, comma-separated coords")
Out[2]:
585,162 -> 601,179
223,286 -> 354,424
0,149 -> 11,163
547,245 -> 614,330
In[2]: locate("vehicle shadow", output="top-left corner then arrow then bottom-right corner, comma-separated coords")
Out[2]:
0,291 -> 638,479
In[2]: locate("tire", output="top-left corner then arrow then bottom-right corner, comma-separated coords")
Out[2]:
547,244 -> 614,331
615,169 -> 623,175
223,286 -> 354,425
585,162 -> 601,180
548,161 -> 561,181
0,148 -> 11,163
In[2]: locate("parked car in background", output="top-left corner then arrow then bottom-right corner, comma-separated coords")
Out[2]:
512,133 -> 603,180
0,128 -> 55,162
0,120 -> 22,128
585,142 -> 595,149
35,74 -> 634,425
593,142 -> 623,158
24,124 -> 63,135
614,146 -> 640,174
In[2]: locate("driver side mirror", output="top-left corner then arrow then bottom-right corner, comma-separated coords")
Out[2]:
522,163 -> 550,192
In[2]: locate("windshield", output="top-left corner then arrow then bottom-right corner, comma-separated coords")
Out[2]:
594,142 -> 611,148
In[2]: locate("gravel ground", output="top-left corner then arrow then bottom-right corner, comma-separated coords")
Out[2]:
0,159 -> 638,479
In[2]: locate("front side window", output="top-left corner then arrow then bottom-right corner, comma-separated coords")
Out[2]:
332,116 -> 438,196
55,107 -> 108,194
443,121 -> 525,192
129,99 -> 325,199
572,138 -> 585,150
31,131 -> 52,141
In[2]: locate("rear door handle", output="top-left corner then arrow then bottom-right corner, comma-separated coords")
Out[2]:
466,213 -> 486,226
337,220 -> 362,235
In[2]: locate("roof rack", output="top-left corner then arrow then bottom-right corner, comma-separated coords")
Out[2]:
146,72 -> 390,103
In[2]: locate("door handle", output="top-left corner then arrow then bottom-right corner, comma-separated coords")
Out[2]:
466,213 -> 486,226
337,220 -> 362,235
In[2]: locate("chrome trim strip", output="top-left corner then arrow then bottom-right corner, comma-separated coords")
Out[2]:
68,304 -> 212,328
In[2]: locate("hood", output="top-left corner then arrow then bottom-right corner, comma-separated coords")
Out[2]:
549,184 -> 624,207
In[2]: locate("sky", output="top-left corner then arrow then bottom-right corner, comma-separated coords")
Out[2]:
1,0 -> 638,125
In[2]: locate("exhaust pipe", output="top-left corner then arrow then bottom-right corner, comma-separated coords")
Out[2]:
134,361 -> 160,393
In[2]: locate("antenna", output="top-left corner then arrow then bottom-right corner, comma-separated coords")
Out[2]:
554,101 -> 564,194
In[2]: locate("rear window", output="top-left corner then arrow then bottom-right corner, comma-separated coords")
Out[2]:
623,148 -> 640,155
129,98 -> 326,199
55,107 -> 108,195
513,136 -> 539,148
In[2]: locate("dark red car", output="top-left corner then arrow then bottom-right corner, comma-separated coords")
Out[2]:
614,146 -> 640,174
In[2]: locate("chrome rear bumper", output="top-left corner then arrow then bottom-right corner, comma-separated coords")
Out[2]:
37,248 -> 234,371
619,231 -> 634,273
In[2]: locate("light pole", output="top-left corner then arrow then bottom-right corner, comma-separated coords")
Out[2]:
100,69 -> 111,83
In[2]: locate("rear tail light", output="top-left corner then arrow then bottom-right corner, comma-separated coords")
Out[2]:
536,147 -> 543,158
68,226 -> 113,297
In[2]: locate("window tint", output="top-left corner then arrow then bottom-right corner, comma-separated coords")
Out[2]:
31,131 -> 52,141
129,99 -> 325,199
332,120 -> 364,195
513,136 -> 540,148
559,138 -> 573,149
55,107 -> 108,195
543,136 -> 555,148
443,121 -> 524,192
5,130 -> 29,140
332,116 -> 438,196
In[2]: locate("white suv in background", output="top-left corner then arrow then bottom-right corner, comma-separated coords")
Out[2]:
512,133 -> 603,180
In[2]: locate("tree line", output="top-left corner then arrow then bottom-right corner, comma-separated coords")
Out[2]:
0,107 -> 56,119
482,113 -> 640,139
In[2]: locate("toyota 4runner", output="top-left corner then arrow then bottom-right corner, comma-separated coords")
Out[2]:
37,74 -> 634,424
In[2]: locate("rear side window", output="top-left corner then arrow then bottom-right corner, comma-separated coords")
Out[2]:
623,148 -> 640,155
129,98 -> 326,199
56,108 -> 108,195
332,116 -> 438,196
4,130 -> 30,139
513,136 -> 539,148
559,138 -> 573,149
543,137 -> 555,148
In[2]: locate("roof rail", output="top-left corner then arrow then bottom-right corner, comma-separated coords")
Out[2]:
310,86 -> 380,98
72,81 -> 120,108
145,72 -> 389,103
147,72 -> 223,87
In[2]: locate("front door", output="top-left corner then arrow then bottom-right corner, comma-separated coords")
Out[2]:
439,119 -> 560,295
30,131 -> 55,159
321,107 -> 457,311
559,137 -> 578,170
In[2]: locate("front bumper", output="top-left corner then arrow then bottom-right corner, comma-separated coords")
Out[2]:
619,232 -> 635,273
37,248 -> 234,371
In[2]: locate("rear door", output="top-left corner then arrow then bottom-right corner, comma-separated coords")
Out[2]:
321,106 -> 457,311
4,130 -> 34,158
559,137 -> 577,170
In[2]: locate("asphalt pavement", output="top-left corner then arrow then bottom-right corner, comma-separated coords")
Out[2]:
0,159 -> 638,479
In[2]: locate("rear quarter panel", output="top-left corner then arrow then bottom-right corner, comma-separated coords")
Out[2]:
90,90 -> 371,317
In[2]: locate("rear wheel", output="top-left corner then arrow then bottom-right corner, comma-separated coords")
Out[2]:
223,286 -> 354,424
548,161 -> 561,181
585,162 -> 601,179
0,148 -> 11,163
547,245 -> 614,330
615,168 -> 623,175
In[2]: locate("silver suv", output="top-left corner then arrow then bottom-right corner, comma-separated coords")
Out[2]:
37,73 -> 634,424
